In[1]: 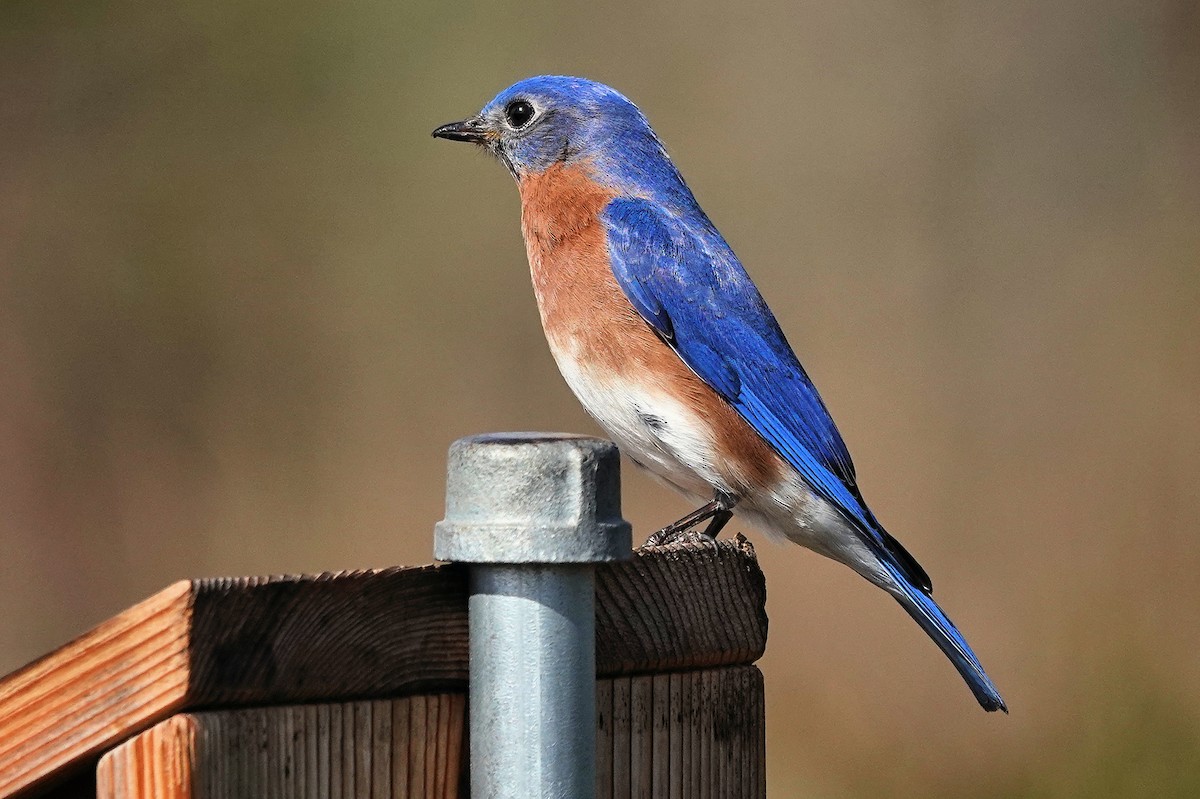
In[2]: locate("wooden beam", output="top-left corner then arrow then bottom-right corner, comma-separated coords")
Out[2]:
0,584 -> 192,799
0,538 -> 766,798
96,666 -> 764,799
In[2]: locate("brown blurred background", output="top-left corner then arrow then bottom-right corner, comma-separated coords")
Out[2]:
2,1 -> 1198,795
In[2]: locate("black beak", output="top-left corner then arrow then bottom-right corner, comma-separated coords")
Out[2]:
431,117 -> 489,143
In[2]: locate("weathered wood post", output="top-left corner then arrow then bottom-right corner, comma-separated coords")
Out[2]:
434,434 -> 632,799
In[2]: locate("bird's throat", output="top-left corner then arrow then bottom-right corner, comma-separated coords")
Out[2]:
518,162 -> 615,255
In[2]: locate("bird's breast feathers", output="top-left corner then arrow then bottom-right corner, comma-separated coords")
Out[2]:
517,162 -> 787,502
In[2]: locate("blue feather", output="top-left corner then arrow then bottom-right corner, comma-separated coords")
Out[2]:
603,197 -> 878,543
884,562 -> 1008,712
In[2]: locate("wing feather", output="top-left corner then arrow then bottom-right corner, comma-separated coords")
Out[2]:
602,197 -> 932,592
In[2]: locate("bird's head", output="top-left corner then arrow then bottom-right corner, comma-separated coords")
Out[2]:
433,76 -> 688,201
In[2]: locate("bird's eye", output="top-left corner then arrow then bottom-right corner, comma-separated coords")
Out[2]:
504,99 -> 535,129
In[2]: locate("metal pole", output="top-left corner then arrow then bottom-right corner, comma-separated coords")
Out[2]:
434,433 -> 632,799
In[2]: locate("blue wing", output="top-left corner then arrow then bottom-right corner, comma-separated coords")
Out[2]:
601,199 -> 1015,712
602,197 -> 931,590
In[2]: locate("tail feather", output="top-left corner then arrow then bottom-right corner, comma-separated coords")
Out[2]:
883,562 -> 1008,713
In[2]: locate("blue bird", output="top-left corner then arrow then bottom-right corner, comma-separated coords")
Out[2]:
434,76 -> 1006,712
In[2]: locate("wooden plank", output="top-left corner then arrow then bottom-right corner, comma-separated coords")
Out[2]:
629,676 -> 652,799
1,539 -> 766,797
610,676 -> 632,799
97,667 -> 764,799
440,693 -> 465,799
751,667 -> 767,799
409,696 -> 427,796
94,715 -> 194,799
685,671 -> 700,799
0,583 -> 192,799
595,678 -> 613,799
720,667 -> 739,796
96,696 -> 467,799
595,536 -> 767,674
185,567 -> 471,707
601,666 -> 764,799
650,673 -> 670,799
668,672 -> 683,799
371,700 -> 392,799
697,672 -> 708,799
390,700 -> 410,799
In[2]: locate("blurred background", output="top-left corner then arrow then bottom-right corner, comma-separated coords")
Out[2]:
2,1 -> 1198,795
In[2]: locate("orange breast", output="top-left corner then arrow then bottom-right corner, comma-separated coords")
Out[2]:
517,162 -> 786,494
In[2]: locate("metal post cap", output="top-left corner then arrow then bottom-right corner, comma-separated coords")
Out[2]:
434,433 -> 632,564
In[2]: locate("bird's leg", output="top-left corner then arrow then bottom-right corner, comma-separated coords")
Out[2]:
643,491 -> 738,548
650,500 -> 724,540
701,506 -> 734,538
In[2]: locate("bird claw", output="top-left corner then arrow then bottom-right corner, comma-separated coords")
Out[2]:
641,528 -> 721,555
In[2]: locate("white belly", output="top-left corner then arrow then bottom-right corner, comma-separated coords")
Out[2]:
548,338 -> 886,582
550,342 -> 722,501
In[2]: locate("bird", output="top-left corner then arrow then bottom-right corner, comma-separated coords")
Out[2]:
433,75 -> 1006,713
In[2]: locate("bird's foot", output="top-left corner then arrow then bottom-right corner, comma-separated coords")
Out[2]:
642,494 -> 737,555
641,527 -> 721,555
643,491 -> 737,548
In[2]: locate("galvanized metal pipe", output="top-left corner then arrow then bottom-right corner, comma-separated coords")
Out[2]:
434,433 -> 632,799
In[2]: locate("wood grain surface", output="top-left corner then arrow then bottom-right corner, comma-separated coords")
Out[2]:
95,696 -> 467,799
596,536 -> 768,674
0,584 -> 192,799
94,666 -> 763,799
0,538 -> 766,798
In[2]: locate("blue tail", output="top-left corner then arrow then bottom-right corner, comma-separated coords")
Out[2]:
883,562 -> 1008,712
